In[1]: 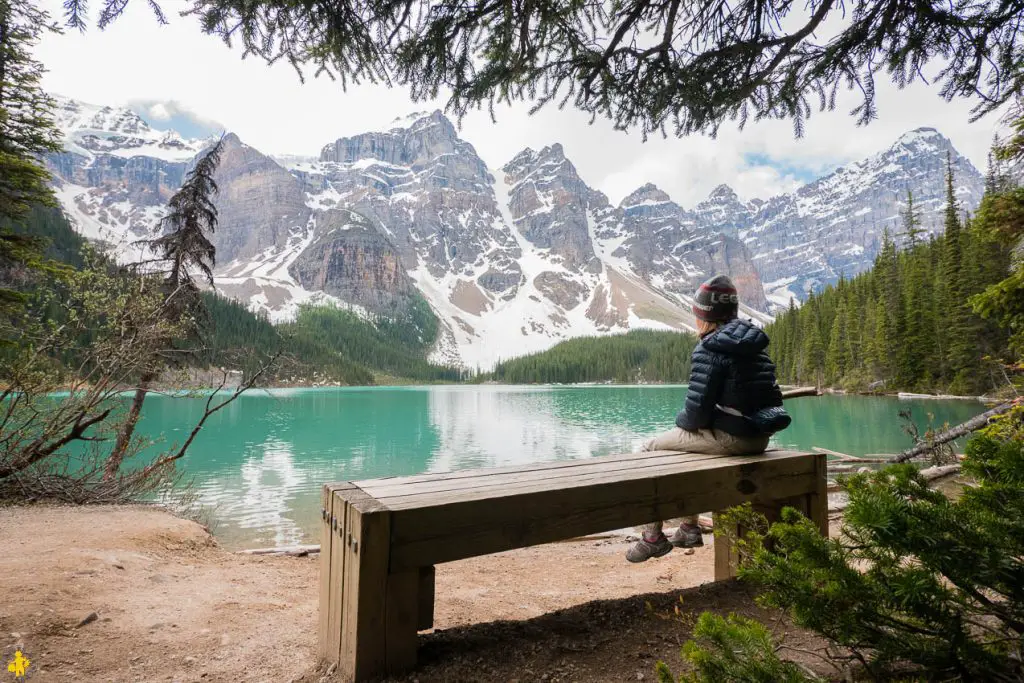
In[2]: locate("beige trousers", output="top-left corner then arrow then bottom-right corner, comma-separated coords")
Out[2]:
641,427 -> 770,539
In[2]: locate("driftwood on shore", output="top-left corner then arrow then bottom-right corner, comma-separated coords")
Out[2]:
237,544 -> 320,556
781,387 -> 821,400
813,447 -> 901,464
894,401 -> 1016,463
827,464 -> 964,514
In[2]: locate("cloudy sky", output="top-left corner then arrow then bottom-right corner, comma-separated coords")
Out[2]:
36,0 -> 1009,207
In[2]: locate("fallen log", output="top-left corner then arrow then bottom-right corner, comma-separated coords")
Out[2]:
894,401 -> 1016,463
814,446 -> 858,461
919,464 -> 963,482
815,448 -> 902,465
782,387 -> 821,400
826,464 -> 963,511
238,544 -> 320,556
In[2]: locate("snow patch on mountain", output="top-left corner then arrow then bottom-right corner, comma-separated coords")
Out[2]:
54,96 -> 204,162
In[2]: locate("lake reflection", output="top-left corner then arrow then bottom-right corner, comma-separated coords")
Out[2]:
124,386 -> 984,548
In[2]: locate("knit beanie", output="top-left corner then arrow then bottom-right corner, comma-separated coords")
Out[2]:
692,275 -> 739,322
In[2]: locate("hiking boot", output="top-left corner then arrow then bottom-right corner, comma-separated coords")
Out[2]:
669,524 -> 704,548
626,534 -> 673,563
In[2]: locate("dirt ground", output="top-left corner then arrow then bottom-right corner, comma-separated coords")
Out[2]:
0,505 -> 837,682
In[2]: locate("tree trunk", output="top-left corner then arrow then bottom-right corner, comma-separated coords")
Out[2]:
893,401 -> 1016,463
104,371 -> 157,480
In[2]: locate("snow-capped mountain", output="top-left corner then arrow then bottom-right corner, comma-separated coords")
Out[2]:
733,128 -> 984,306
44,97 -> 984,369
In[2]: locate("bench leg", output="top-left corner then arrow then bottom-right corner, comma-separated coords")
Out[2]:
713,510 -> 741,581
714,498 -> 799,580
808,452 -> 830,537
385,571 -> 420,673
417,565 -> 435,631
714,452 -> 829,581
319,484 -> 353,664
380,566 -> 435,675
318,485 -> 334,660
339,505 -> 391,681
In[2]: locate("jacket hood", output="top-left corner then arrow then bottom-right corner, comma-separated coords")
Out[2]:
701,319 -> 769,356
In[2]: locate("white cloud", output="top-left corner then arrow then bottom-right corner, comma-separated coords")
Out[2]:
146,102 -> 171,120
35,0 -> 1010,208
130,98 -> 224,137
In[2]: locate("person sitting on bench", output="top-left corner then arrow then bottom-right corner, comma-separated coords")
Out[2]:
626,275 -> 791,563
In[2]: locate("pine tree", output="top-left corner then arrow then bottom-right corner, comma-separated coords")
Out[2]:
799,301 -> 825,386
875,229 -> 909,383
0,1 -> 61,221
144,136 -> 226,316
938,156 -> 976,387
683,419 -> 1024,680
107,139 -> 227,479
900,190 -> 926,247
0,1 -> 65,330
824,302 -> 846,385
902,249 -> 934,388
785,298 -> 800,381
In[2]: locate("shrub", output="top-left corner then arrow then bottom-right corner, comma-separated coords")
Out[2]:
656,613 -> 813,683
659,406 -> 1024,681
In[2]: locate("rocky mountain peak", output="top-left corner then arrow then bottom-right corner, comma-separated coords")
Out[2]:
708,183 -> 738,201
502,143 -> 572,181
407,109 -> 457,136
504,147 -> 537,172
539,142 -> 566,159
877,127 -> 956,164
693,183 -> 752,238
54,96 -> 152,137
318,107 -> 473,168
621,183 -> 672,208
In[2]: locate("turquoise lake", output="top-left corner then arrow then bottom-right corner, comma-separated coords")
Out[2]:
126,386 -> 985,549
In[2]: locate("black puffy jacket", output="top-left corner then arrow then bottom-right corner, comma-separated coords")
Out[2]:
676,319 -> 784,437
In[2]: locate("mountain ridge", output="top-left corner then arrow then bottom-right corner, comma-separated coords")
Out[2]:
44,97 -> 985,369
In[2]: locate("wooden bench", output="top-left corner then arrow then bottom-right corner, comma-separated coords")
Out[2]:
317,449 -> 827,680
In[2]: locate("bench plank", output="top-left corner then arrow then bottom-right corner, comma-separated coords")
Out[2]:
376,453 -> 793,510
354,450 -> 712,491
353,448 -> 789,492
388,453 -> 817,570
357,451 -> 737,499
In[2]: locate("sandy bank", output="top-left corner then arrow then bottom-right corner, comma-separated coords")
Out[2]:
0,505 -> 833,682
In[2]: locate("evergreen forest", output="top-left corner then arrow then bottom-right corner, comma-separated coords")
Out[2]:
485,329 -> 699,384
765,155 -> 1018,396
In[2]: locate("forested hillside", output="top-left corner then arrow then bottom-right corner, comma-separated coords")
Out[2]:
766,156 -> 1016,395
280,304 -> 464,382
11,207 -> 460,385
485,329 -> 698,384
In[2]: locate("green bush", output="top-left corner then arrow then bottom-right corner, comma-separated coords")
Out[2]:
660,407 -> 1024,681
656,613 -> 812,683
